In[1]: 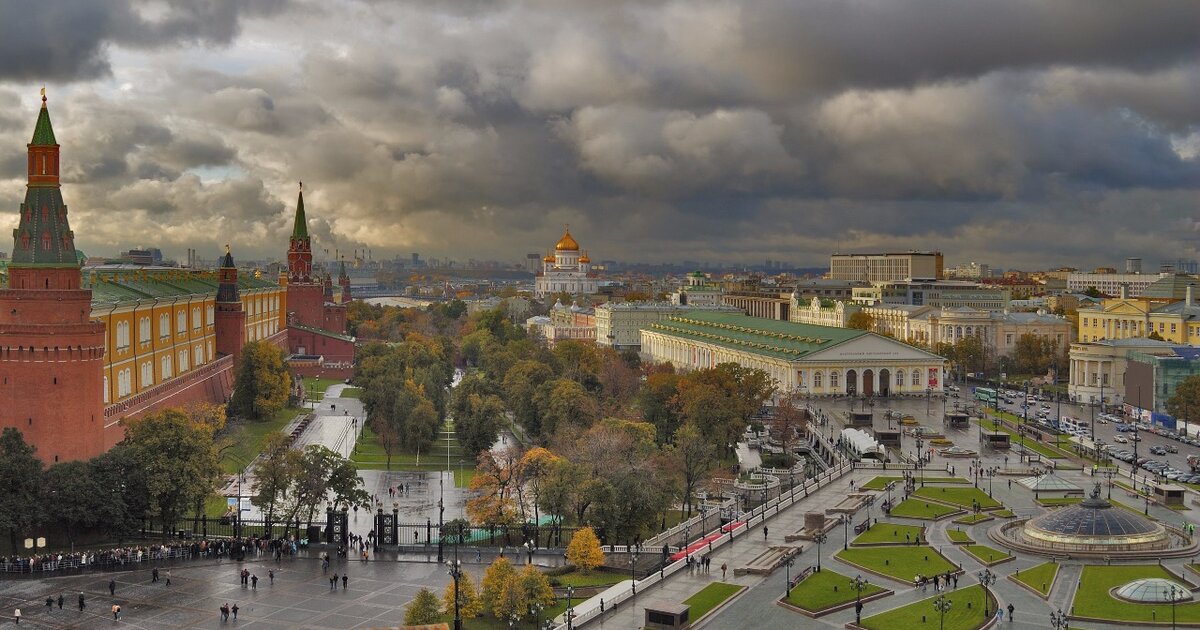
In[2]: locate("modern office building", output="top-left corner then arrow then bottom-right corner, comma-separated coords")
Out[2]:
829,251 -> 943,283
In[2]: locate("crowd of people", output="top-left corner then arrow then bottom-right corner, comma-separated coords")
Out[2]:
0,534 -> 308,575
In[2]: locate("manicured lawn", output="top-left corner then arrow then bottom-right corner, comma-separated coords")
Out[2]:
1010,561 -> 1058,597
1073,565 -> 1200,623
835,546 -> 958,583
785,568 -> 887,612
952,514 -> 993,525
860,584 -> 991,630
985,414 -> 1068,459
852,523 -> 925,546
889,499 -> 959,520
862,476 -> 968,490
683,582 -> 744,622
352,423 -> 475,487
340,387 -> 362,399
961,544 -> 1011,565
912,486 -> 1001,510
992,508 -> 1016,518
301,376 -> 343,401
548,569 -> 623,588
219,406 -> 306,474
946,529 -> 973,544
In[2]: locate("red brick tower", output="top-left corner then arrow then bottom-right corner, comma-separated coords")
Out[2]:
285,185 -> 325,329
214,245 -> 246,361
0,93 -> 107,463
338,258 -> 352,304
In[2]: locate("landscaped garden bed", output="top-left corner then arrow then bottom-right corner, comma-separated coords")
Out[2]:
835,546 -> 958,584
861,476 -> 968,491
960,544 -> 1013,566
888,499 -> 962,521
1072,565 -> 1200,625
779,568 -> 890,616
912,486 -> 1001,510
1008,561 -> 1058,599
851,523 -> 925,546
858,585 -> 992,630
684,582 -> 745,624
946,529 -> 973,544
951,513 -> 993,525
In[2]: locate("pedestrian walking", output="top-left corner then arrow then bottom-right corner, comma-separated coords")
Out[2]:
108,579 -> 116,595
721,562 -> 727,579
13,608 -> 19,624
763,526 -> 769,540
330,574 -> 338,590
166,570 -> 172,587
111,604 -> 120,620
251,574 -> 258,589
342,574 -> 348,589
268,570 -> 274,585
45,597 -> 52,612
1007,603 -> 1014,623
56,594 -> 63,610
152,567 -> 159,582
953,574 -> 958,588
220,603 -> 229,622
231,604 -> 239,620
78,593 -> 85,611
475,548 -> 481,563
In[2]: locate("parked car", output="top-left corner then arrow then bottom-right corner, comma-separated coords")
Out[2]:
1166,444 -> 1179,453
1114,435 -> 1128,443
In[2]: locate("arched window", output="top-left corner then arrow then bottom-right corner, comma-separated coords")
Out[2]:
814,371 -> 823,388
830,371 -> 839,388
176,311 -> 186,334
912,369 -> 920,385
897,370 -> 905,386
159,313 -> 170,339
103,375 -> 109,403
192,307 -> 201,331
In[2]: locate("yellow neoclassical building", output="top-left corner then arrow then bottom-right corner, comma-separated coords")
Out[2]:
1077,290 -> 1200,345
83,265 -> 286,405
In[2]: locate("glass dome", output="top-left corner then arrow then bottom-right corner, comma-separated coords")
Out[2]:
1114,578 -> 1192,603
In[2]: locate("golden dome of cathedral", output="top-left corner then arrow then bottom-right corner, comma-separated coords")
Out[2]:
555,228 -> 580,251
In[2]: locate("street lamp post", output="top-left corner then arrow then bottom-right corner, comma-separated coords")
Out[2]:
977,568 -> 996,618
850,574 -> 869,625
934,594 -> 953,630
1049,608 -> 1070,630
813,532 -> 827,572
916,436 -> 925,487
566,586 -> 575,630
437,498 -> 445,563
447,530 -> 464,630
843,515 -> 849,551
1169,584 -> 1180,630
629,551 -> 639,594
784,556 -> 796,597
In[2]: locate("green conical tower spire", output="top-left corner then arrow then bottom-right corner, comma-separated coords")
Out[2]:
30,93 -> 56,146
292,183 -> 308,239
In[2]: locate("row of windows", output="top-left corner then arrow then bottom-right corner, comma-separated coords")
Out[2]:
113,297 -> 279,353
810,369 -> 922,389
104,341 -> 214,403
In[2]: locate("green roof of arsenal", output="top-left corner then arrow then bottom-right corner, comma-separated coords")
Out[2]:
645,310 -> 867,360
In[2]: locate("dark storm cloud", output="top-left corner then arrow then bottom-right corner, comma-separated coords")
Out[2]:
0,0 -> 287,81
0,0 -> 1196,269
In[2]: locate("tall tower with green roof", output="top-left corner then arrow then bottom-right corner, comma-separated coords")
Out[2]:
0,92 -> 107,464
285,184 -> 327,329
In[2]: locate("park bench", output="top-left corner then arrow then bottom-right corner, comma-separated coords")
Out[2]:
853,521 -> 870,535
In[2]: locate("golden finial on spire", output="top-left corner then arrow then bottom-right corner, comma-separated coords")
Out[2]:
299,180 -> 303,191
40,87 -> 46,107
225,243 -> 231,254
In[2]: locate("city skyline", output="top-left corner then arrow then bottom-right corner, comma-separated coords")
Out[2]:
0,1 -> 1196,268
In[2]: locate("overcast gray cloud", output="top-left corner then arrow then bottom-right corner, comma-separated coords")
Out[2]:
0,0 -> 1196,269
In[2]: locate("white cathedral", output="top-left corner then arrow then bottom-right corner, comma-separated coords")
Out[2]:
535,227 -> 599,298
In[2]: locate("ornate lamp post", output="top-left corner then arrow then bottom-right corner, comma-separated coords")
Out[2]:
629,551 -> 640,594
446,522 -> 464,630
977,568 -> 996,618
916,436 -> 925,487
934,594 -> 952,630
813,532 -> 827,572
566,586 -> 575,630
850,574 -> 870,625
1169,584 -> 1180,630
843,515 -> 849,551
437,497 -> 445,563
1049,608 -> 1070,630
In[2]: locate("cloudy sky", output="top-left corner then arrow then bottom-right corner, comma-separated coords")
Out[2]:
0,0 -> 1197,269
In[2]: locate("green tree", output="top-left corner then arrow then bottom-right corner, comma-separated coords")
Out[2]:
252,432 -> 301,525
552,340 -> 601,387
847,311 -> 875,330
451,374 -> 506,458
667,423 -> 717,517
532,378 -> 598,440
229,341 -> 291,420
90,445 -> 149,540
41,462 -> 107,548
121,409 -> 221,535
0,429 -> 42,551
1167,374 -> 1200,421
404,587 -> 443,625
637,371 -> 681,444
502,360 -> 555,436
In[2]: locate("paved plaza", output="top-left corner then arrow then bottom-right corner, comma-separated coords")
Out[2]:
5,393 -> 1197,629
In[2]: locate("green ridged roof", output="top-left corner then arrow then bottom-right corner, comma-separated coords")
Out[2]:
84,268 -> 279,306
31,102 -> 56,145
645,310 -> 866,360
292,189 -> 308,239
